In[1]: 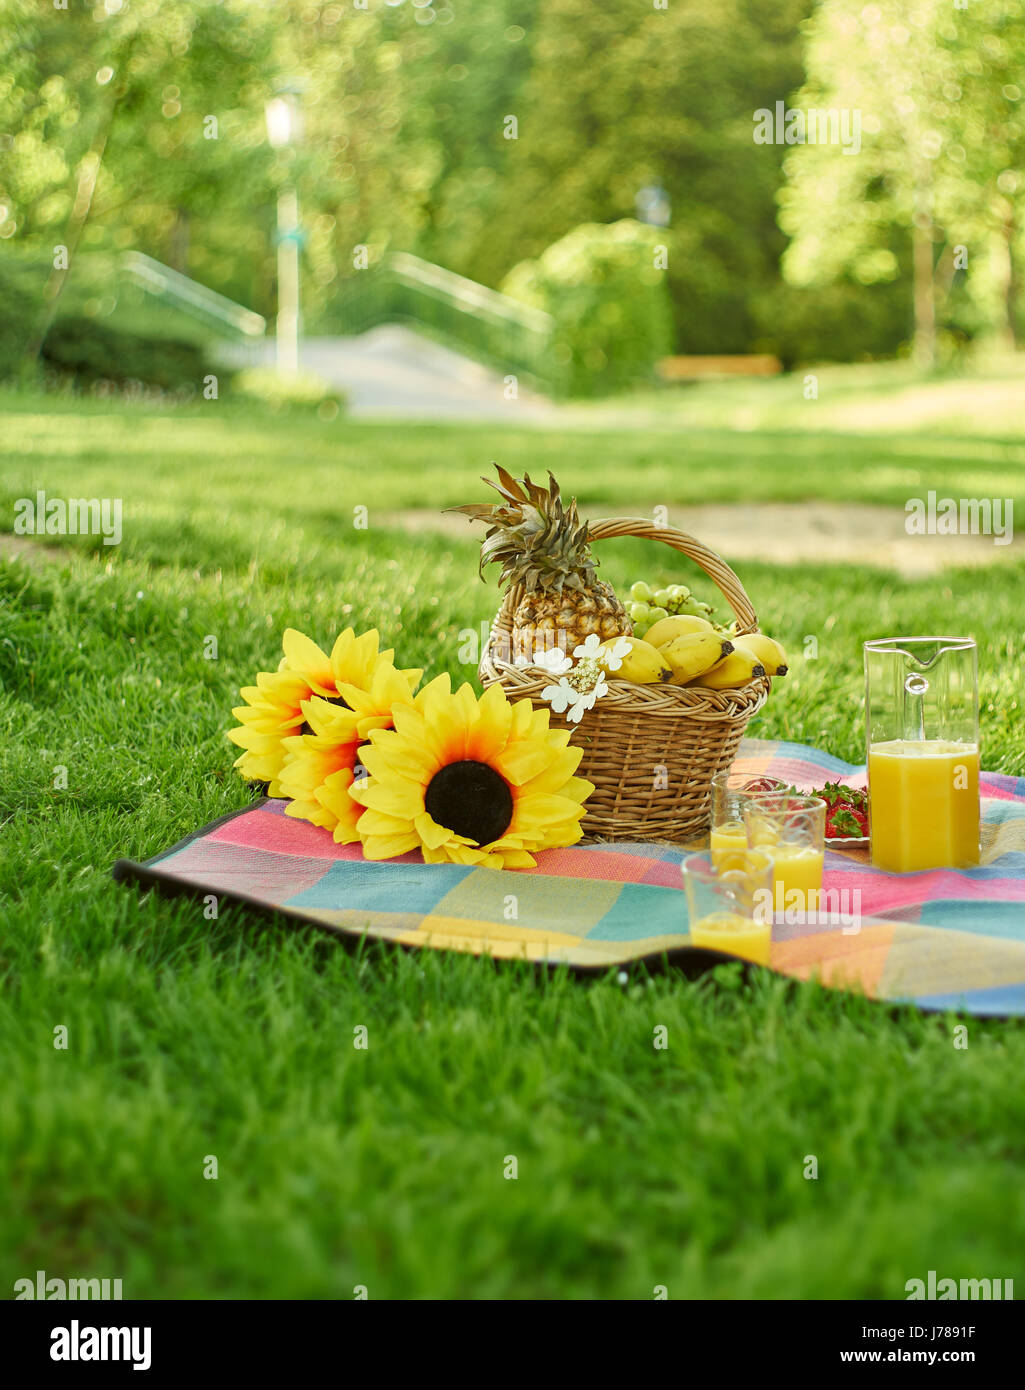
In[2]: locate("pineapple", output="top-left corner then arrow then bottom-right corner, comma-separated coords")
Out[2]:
449,466 -> 631,660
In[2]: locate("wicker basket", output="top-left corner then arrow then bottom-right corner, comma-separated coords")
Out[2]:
478,517 -> 771,842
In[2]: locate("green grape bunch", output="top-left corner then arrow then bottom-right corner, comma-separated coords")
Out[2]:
627,580 -> 716,638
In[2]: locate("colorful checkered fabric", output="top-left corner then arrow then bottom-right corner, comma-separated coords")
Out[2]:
113,739 -> 1025,1015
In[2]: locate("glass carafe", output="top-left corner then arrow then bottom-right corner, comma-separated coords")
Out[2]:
864,637 -> 979,873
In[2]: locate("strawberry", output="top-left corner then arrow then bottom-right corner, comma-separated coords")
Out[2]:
785,780 -> 869,839
826,804 -> 868,838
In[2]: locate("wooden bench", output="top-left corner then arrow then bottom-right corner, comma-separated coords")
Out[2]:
656,354 -> 782,381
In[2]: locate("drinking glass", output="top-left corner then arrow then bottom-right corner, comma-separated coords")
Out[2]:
709,771 -> 786,872
743,792 -> 826,913
681,851 -> 775,966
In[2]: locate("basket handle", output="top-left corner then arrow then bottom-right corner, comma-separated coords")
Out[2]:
586,517 -> 758,633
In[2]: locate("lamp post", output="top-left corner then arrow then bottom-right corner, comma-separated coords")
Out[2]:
635,183 -> 671,228
265,88 -> 303,371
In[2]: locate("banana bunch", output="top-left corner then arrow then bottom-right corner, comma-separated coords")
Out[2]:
606,603 -> 790,691
661,630 -> 737,685
599,635 -> 672,684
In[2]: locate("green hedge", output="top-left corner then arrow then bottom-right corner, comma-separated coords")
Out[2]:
40,315 -> 220,392
0,255 -> 226,392
502,219 -> 674,397
0,266 -> 38,380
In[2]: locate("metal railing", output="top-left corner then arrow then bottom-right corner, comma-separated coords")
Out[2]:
20,246 -> 555,383
320,252 -> 557,388
118,252 -> 266,357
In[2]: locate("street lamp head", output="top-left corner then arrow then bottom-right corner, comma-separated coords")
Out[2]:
265,95 -> 295,149
635,183 -> 671,229
265,82 -> 305,148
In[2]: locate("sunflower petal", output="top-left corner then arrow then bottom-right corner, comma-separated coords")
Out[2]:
355,806 -> 418,837
494,848 -> 537,869
422,692 -> 467,764
496,739 -> 561,786
413,812 -> 454,850
514,748 -> 585,796
359,777 -> 425,819
413,672 -> 452,706
464,681 -> 513,762
281,629 -> 335,693
360,831 -> 422,859
511,792 -> 588,834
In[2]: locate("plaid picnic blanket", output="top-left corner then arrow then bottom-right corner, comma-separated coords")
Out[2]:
112,739 -> 1025,1016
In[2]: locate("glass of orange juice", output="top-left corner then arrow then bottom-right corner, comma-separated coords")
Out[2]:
864,637 -> 980,873
743,792 -> 826,917
709,771 -> 786,873
682,851 -> 775,966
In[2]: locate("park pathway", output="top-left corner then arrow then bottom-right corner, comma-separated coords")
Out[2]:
5,499 -> 1017,577
262,324 -> 556,422
378,501 -> 1025,577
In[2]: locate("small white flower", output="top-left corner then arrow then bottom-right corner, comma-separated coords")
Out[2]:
540,668 -> 610,724
572,633 -> 605,662
599,635 -> 631,672
531,645 -> 573,675
540,678 -> 589,724
541,677 -> 577,714
563,694 -> 590,724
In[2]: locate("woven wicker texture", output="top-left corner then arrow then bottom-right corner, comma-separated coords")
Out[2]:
478,517 -> 771,841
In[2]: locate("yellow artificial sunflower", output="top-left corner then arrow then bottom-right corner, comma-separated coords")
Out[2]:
349,676 -> 594,869
277,725 -> 365,838
227,627 -> 418,797
277,658 -> 424,843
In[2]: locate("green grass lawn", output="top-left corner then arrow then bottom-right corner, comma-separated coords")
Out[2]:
576,356 -> 1025,440
3,375 -> 1025,544
2,378 -> 1025,1299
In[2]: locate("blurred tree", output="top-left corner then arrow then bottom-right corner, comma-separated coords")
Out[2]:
4,0 -> 1020,366
1,0 -> 275,311
1,0 -> 807,352
475,0 -> 812,353
780,0 -> 1025,362
938,0 -> 1025,349
271,1 -> 539,304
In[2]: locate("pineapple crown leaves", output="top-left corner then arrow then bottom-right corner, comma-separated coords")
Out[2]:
446,465 -> 601,594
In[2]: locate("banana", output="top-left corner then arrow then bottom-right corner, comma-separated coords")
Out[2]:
644,613 -> 714,648
600,636 -> 672,684
739,633 -> 789,676
686,643 -> 766,689
660,631 -> 734,685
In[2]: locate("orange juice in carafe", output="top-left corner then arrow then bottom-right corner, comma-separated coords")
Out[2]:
864,638 -> 980,874
868,739 -> 979,873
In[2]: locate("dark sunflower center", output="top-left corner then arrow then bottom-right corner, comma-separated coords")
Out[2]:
424,760 -> 513,846
300,691 -> 350,738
